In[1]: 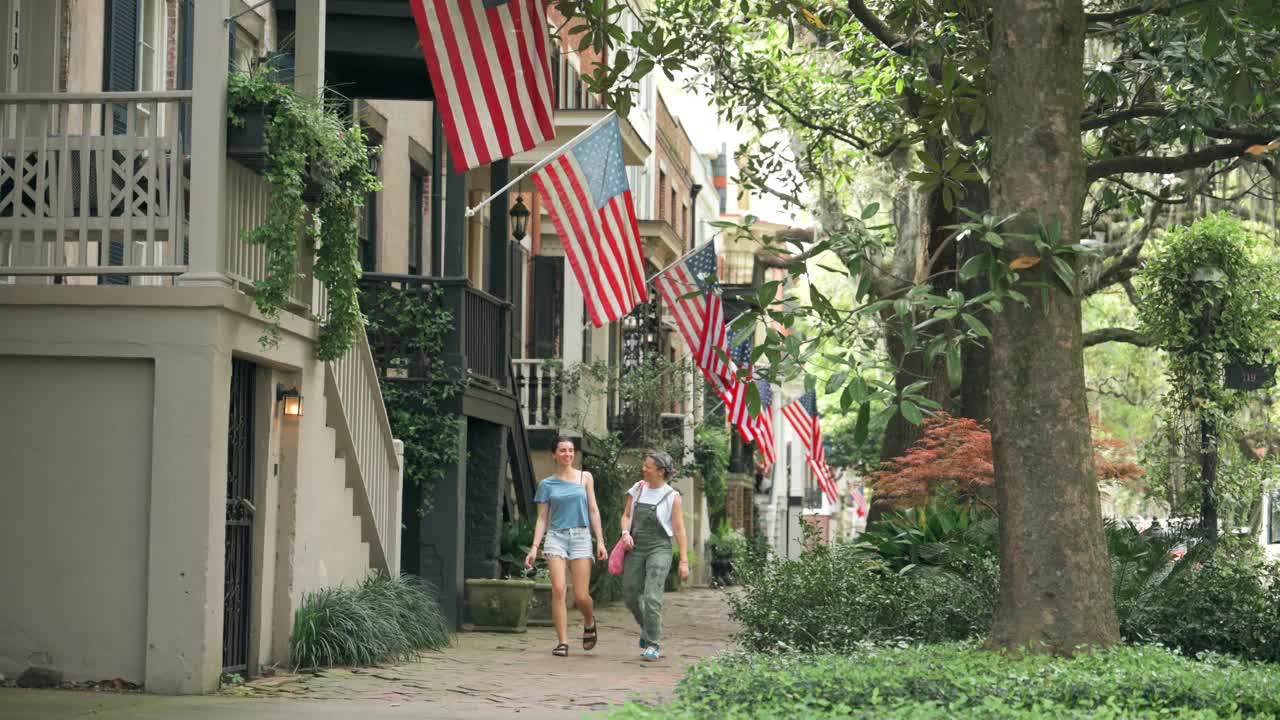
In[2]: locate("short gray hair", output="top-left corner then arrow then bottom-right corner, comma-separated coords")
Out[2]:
645,451 -> 674,479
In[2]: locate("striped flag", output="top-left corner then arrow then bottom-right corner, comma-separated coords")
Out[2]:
654,242 -> 735,397
411,0 -> 556,172
726,336 -> 755,443
532,115 -> 647,326
850,484 -> 868,519
783,390 -> 839,504
754,378 -> 776,473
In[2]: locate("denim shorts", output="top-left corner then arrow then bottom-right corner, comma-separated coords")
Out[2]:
544,527 -> 593,560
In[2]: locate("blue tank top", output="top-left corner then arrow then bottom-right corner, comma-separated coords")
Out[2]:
534,477 -> 590,530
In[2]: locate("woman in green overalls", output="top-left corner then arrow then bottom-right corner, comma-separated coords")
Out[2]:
619,451 -> 689,661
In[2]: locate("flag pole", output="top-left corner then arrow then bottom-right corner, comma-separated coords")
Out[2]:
464,111 -> 619,217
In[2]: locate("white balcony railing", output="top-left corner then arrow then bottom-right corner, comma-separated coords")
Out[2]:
0,91 -> 191,282
325,323 -> 404,575
512,358 -> 562,430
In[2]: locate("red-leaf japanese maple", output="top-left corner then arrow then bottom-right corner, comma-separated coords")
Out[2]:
870,413 -> 1144,510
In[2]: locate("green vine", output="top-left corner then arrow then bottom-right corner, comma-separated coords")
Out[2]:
694,423 -> 730,523
227,69 -> 381,360
360,282 -> 464,514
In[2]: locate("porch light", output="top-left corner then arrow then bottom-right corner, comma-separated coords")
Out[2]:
277,386 -> 303,418
510,195 -> 531,241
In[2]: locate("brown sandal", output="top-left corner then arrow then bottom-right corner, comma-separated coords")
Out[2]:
583,625 -> 598,651
552,643 -> 569,657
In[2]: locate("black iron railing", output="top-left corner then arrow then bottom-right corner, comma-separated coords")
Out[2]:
359,273 -> 511,388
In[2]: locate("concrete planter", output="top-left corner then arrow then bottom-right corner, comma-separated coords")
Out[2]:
465,579 -> 535,633
527,580 -> 575,627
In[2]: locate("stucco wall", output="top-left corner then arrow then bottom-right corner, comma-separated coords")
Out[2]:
0,355 -> 154,684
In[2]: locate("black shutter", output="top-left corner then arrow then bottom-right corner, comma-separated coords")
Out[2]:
101,0 -> 138,285
178,0 -> 193,154
103,0 -> 139,134
531,256 -> 563,358
409,171 -> 424,275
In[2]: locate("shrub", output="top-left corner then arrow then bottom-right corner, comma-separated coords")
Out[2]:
290,574 -> 450,669
729,540 -> 996,651
609,643 -> 1280,719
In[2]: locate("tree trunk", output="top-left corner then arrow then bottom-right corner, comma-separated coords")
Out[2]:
985,0 -> 1119,654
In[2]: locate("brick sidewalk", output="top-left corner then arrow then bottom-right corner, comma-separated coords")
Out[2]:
231,588 -> 735,716
0,587 -> 735,720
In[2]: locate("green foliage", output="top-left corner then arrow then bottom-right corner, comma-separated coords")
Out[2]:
227,68 -> 381,360
581,432 -> 637,604
1120,539 -> 1280,664
855,499 -> 998,575
693,423 -> 729,523
361,283 -> 463,515
608,643 -> 1280,719
728,539 -> 996,651
1136,213 -> 1280,417
290,574 -> 450,669
708,520 -> 748,560
499,517 -> 536,579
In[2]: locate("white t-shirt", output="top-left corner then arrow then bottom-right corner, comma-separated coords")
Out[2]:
628,482 -> 678,537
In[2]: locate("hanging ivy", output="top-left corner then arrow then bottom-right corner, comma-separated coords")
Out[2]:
227,69 -> 381,360
360,282 -> 464,514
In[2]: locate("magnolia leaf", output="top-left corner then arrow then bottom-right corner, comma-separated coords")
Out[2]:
900,400 -> 923,426
1245,141 -> 1280,155
1010,256 -> 1041,270
853,402 -> 871,445
799,7 -> 826,28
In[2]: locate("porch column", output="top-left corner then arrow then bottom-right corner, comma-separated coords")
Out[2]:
178,0 -> 232,287
560,270 -> 584,435
292,0 -> 327,99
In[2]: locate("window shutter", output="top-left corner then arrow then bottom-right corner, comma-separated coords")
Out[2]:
103,0 -> 139,134
178,0 -> 193,154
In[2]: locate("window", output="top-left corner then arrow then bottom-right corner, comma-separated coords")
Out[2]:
409,165 -> 426,275
657,170 -> 667,221
358,131 -> 383,271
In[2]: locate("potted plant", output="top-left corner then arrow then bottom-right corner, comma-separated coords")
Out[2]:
707,522 -> 747,587
465,518 -> 537,632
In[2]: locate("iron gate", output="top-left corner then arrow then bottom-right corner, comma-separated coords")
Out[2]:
222,358 -> 255,673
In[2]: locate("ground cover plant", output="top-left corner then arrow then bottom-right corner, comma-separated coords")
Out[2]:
290,574 -> 450,669
608,643 -> 1280,719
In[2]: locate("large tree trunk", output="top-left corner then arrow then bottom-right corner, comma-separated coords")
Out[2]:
985,0 -> 1119,653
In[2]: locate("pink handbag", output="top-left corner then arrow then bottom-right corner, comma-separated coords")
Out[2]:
607,538 -> 628,575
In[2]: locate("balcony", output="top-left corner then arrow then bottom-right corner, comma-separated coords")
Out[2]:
0,92 -> 192,282
359,273 -> 511,389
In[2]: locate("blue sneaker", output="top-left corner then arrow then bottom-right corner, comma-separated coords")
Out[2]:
642,645 -> 661,661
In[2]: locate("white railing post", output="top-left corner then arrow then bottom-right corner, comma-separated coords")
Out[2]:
179,0 -> 231,287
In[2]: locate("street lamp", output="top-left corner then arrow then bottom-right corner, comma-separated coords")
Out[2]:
509,195 -> 531,241
277,385 -> 303,418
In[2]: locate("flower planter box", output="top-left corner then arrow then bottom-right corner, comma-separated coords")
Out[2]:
465,578 -> 535,633
226,105 -> 325,202
527,580 -> 575,627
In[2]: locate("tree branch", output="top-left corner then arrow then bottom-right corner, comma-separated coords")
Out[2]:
1081,104 -> 1168,131
1085,0 -> 1207,24
1083,327 -> 1153,347
847,0 -> 913,56
1087,141 -> 1254,182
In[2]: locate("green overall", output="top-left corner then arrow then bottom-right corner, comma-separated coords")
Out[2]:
623,488 -> 674,644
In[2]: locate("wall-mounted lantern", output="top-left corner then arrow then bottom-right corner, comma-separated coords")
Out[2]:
509,195 -> 531,241
277,385 -> 303,418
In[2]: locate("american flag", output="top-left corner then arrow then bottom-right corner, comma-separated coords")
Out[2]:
411,0 -> 556,172
726,336 -> 755,443
654,242 -> 735,396
783,390 -> 839,504
532,115 -> 647,326
753,378 -> 777,473
850,484 -> 869,519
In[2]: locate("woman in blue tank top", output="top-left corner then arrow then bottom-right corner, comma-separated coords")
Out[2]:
525,436 -> 608,657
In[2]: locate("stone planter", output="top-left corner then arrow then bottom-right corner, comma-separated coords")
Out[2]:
465,578 -> 535,633
226,105 -> 325,202
527,580 -> 575,627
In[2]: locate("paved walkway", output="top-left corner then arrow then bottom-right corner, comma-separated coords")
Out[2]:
0,588 -> 734,719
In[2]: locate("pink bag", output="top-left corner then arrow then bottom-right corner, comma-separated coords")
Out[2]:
607,538 -> 628,575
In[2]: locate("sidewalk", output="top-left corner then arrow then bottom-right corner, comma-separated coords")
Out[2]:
0,588 -> 734,719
